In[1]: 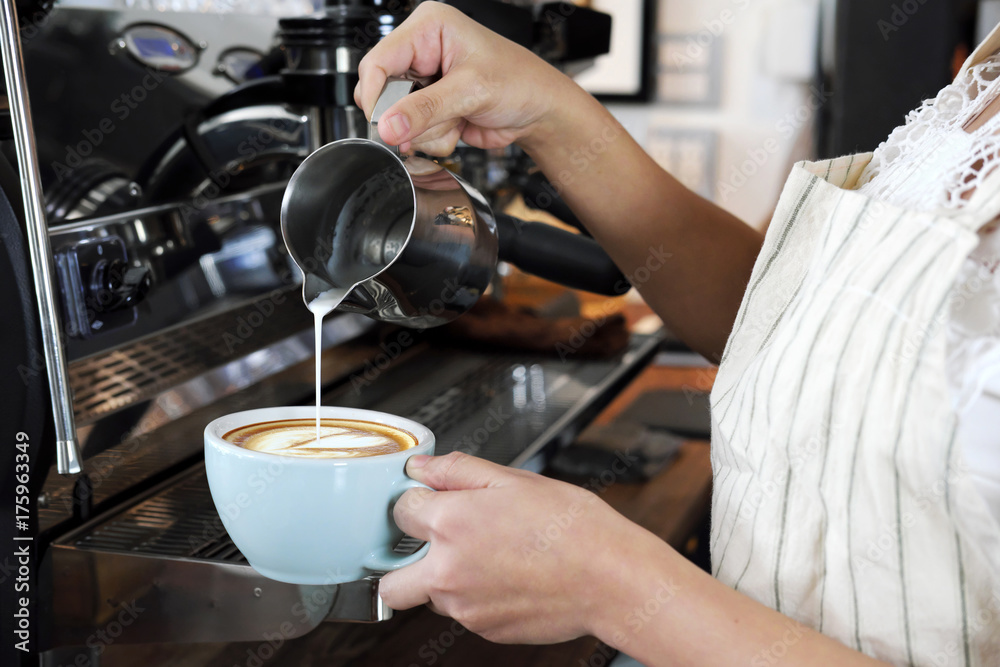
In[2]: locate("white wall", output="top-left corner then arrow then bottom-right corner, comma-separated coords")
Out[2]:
601,0 -> 825,229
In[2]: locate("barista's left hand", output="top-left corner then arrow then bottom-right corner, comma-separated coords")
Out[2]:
379,451 -> 664,645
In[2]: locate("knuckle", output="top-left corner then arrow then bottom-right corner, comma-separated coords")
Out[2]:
423,503 -> 451,537
441,450 -> 469,465
393,488 -> 428,523
357,59 -> 383,85
426,557 -> 455,596
433,450 -> 468,479
416,1 -> 447,19
412,92 -> 442,122
412,138 -> 447,157
357,58 -> 371,77
391,498 -> 410,526
453,605 -> 486,633
397,488 -> 423,512
453,75 -> 490,113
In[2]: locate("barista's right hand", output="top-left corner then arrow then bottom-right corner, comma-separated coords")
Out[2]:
355,1 -> 584,156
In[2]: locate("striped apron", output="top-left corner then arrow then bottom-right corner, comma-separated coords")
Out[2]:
709,155 -> 1000,665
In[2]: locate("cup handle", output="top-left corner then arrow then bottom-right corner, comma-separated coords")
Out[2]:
363,477 -> 433,572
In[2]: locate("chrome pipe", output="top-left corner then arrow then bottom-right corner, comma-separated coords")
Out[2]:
0,0 -> 81,474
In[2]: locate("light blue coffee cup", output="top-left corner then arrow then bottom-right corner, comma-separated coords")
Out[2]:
204,406 -> 434,585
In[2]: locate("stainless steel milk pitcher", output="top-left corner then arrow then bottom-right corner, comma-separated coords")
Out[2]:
281,78 -> 498,328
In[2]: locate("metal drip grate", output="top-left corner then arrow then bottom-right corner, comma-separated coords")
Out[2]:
68,291 -> 312,424
74,467 -> 246,562
404,357 -> 516,435
70,343 -> 203,420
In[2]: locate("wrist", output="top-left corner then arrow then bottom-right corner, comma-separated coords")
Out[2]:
516,71 -> 605,157
579,521 -> 685,652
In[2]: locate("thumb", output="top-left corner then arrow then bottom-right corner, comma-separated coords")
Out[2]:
406,451 -> 512,491
377,68 -> 492,147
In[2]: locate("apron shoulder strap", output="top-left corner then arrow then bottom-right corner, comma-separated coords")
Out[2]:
961,22 -> 1000,74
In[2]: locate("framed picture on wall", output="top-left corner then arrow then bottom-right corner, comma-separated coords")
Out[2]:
573,0 -> 657,103
657,34 -> 724,107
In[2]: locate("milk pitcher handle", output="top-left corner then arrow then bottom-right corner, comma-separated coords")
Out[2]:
369,77 -> 419,155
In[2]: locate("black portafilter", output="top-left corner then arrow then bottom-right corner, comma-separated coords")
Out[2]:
494,213 -> 631,297
517,171 -> 590,236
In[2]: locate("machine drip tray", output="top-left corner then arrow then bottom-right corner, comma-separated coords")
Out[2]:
42,333 -> 663,649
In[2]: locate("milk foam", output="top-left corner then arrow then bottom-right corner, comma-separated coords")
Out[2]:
249,426 -> 400,457
224,419 -> 416,459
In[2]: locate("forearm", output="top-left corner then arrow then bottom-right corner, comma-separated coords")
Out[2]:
519,77 -> 764,361
589,526 -> 886,667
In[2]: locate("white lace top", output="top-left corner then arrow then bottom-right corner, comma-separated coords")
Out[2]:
856,53 -> 1000,523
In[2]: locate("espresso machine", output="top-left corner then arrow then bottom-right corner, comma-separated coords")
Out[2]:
0,1 -> 663,665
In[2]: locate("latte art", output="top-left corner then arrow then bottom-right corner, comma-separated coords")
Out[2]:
223,418 -> 417,459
